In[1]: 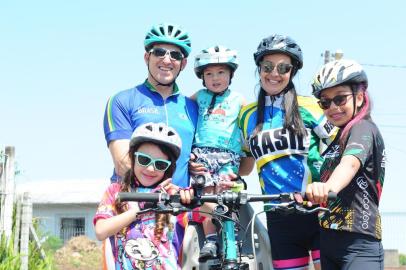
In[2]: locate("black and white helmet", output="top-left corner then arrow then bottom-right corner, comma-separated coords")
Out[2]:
194,45 -> 239,79
130,122 -> 182,159
312,59 -> 368,98
253,34 -> 303,69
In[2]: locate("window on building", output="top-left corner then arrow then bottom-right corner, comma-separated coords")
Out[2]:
60,217 -> 85,243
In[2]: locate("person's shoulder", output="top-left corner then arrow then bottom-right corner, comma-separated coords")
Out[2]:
111,84 -> 144,99
297,95 -> 324,117
240,101 -> 258,115
105,182 -> 122,194
353,118 -> 378,132
297,95 -> 319,107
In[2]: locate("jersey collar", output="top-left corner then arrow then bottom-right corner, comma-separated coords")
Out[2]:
144,79 -> 180,95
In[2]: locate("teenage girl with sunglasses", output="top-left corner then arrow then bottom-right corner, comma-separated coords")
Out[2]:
305,59 -> 386,270
94,122 -> 194,270
238,34 -> 336,270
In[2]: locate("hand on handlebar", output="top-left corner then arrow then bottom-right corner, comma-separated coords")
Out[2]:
305,182 -> 334,205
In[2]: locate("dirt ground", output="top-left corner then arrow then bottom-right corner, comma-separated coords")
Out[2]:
54,235 -> 102,270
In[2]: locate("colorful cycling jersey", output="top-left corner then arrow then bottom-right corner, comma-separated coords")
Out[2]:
103,81 -> 198,187
238,95 -> 335,195
94,183 -> 181,270
193,89 -> 244,154
319,119 -> 386,239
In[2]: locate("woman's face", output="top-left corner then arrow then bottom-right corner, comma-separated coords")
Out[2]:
133,142 -> 170,187
259,53 -> 292,96
319,85 -> 363,127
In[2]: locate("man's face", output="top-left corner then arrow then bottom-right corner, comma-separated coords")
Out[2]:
145,43 -> 187,86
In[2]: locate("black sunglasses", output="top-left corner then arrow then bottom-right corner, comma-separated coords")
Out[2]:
260,61 -> 293,75
149,47 -> 184,61
318,94 -> 353,110
134,152 -> 171,171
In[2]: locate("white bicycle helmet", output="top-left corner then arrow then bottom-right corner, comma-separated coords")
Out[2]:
130,122 -> 182,159
312,59 -> 368,98
144,23 -> 192,57
194,45 -> 239,79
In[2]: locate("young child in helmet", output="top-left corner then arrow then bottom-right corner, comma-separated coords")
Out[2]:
94,122 -> 194,270
186,45 -> 247,261
305,59 -> 386,269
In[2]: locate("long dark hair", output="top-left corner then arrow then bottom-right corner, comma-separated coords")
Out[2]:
115,142 -> 177,240
252,64 -> 307,138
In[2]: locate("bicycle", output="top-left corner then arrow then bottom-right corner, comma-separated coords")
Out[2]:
117,176 -> 336,270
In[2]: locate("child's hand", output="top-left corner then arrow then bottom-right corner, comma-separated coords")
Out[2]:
179,187 -> 194,204
189,153 -> 208,176
157,178 -> 179,195
306,182 -> 330,205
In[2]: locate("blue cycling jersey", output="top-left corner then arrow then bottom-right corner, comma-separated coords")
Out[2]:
103,81 -> 198,187
239,95 -> 335,195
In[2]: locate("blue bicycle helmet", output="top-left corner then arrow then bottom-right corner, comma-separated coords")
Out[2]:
144,23 -> 192,57
253,34 -> 303,69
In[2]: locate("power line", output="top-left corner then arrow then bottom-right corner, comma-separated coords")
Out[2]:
361,63 -> 406,69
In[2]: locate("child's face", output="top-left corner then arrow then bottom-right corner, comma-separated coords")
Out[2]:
319,85 -> 363,127
133,142 -> 170,187
203,64 -> 231,93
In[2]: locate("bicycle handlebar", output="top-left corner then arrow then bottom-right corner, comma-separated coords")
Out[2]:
117,190 -> 337,213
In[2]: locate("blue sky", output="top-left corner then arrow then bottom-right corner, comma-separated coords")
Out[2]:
1,0 -> 406,211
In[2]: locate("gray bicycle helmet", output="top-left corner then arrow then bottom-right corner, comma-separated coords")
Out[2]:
144,23 -> 192,57
130,122 -> 182,159
194,45 -> 239,79
253,34 -> 303,69
312,59 -> 368,98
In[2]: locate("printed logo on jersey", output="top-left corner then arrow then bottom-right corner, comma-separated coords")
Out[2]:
381,149 -> 386,168
324,145 -> 340,159
249,128 -> 310,160
137,106 -> 159,115
323,120 -> 335,134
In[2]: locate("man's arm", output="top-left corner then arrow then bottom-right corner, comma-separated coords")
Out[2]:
108,139 -> 131,178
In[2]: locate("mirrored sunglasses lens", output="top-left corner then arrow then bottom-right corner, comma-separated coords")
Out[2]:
261,62 -> 275,73
154,160 -> 170,171
277,64 -> 292,74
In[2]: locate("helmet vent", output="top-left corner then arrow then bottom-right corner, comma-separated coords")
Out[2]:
151,29 -> 159,36
167,25 -> 174,35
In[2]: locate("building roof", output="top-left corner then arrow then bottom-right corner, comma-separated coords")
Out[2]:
16,179 -> 110,204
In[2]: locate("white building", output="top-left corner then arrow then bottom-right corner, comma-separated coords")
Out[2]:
16,179 -> 109,243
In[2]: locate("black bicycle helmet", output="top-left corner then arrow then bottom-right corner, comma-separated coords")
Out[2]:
253,34 -> 303,69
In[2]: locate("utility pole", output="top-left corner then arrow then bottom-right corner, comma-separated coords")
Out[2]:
322,49 -> 344,63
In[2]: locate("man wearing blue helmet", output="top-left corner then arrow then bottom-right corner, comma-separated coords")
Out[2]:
103,23 -> 198,188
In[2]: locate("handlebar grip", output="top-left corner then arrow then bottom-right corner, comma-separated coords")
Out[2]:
301,191 -> 337,202
117,192 -> 161,203
327,191 -> 337,201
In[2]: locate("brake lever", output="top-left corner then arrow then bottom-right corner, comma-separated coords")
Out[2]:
294,204 -> 331,214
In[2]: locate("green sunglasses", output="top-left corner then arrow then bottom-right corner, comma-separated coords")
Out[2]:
134,152 -> 171,171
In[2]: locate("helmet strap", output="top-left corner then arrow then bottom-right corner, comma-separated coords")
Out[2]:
206,89 -> 228,115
